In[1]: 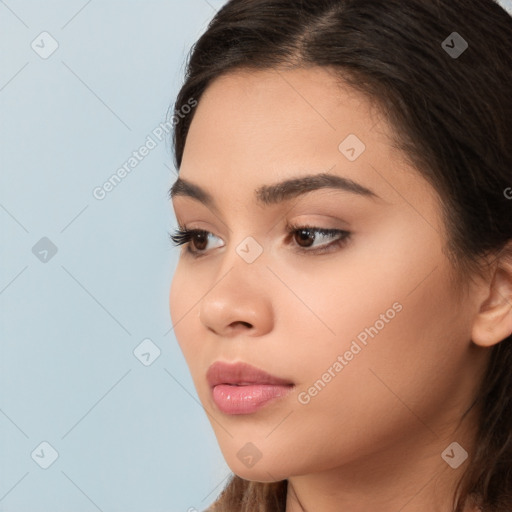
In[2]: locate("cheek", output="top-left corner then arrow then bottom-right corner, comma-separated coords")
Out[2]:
168,268 -> 182,334
169,263 -> 198,353
284,242 -> 462,410
294,261 -> 464,428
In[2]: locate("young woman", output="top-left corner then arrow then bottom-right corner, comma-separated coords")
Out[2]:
168,1 -> 512,510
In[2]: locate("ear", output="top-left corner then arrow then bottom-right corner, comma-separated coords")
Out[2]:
471,246 -> 512,348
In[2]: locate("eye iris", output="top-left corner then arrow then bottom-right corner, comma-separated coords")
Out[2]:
295,229 -> 315,247
193,232 -> 208,251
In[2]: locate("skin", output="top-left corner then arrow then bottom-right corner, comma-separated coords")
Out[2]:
169,67 -> 512,512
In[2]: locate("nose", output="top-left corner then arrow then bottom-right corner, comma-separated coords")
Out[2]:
199,257 -> 274,338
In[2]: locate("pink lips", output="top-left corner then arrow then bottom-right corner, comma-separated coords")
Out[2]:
207,361 -> 294,415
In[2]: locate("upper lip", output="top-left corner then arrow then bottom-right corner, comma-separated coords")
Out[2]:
207,361 -> 294,387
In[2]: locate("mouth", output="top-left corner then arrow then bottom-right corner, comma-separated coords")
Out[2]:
206,361 -> 295,415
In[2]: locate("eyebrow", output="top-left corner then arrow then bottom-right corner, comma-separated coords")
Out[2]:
169,172 -> 379,211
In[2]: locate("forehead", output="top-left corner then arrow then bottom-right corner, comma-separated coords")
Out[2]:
177,67 -> 418,208
183,66 -> 385,154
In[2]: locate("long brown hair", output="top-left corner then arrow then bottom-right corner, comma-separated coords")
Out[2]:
170,1 -> 512,510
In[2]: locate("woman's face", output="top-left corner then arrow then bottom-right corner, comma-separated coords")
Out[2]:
169,67 -> 487,483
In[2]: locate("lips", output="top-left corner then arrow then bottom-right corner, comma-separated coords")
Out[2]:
206,361 -> 294,388
207,361 -> 295,415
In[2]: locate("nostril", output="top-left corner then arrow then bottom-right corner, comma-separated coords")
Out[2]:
231,321 -> 252,329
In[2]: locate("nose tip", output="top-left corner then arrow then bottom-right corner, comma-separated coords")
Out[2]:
199,267 -> 273,338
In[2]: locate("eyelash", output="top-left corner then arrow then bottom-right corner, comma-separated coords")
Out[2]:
168,223 -> 351,257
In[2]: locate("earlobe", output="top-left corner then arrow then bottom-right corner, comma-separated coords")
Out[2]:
471,257 -> 512,348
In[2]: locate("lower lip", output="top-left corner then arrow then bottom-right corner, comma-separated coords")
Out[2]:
212,384 -> 294,414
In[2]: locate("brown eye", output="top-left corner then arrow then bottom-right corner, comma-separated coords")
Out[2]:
170,225 -> 349,258
286,224 -> 351,254
294,229 -> 315,248
191,231 -> 208,251
169,227 -> 225,257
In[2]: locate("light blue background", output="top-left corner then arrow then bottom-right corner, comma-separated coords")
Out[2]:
1,1 -> 511,511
